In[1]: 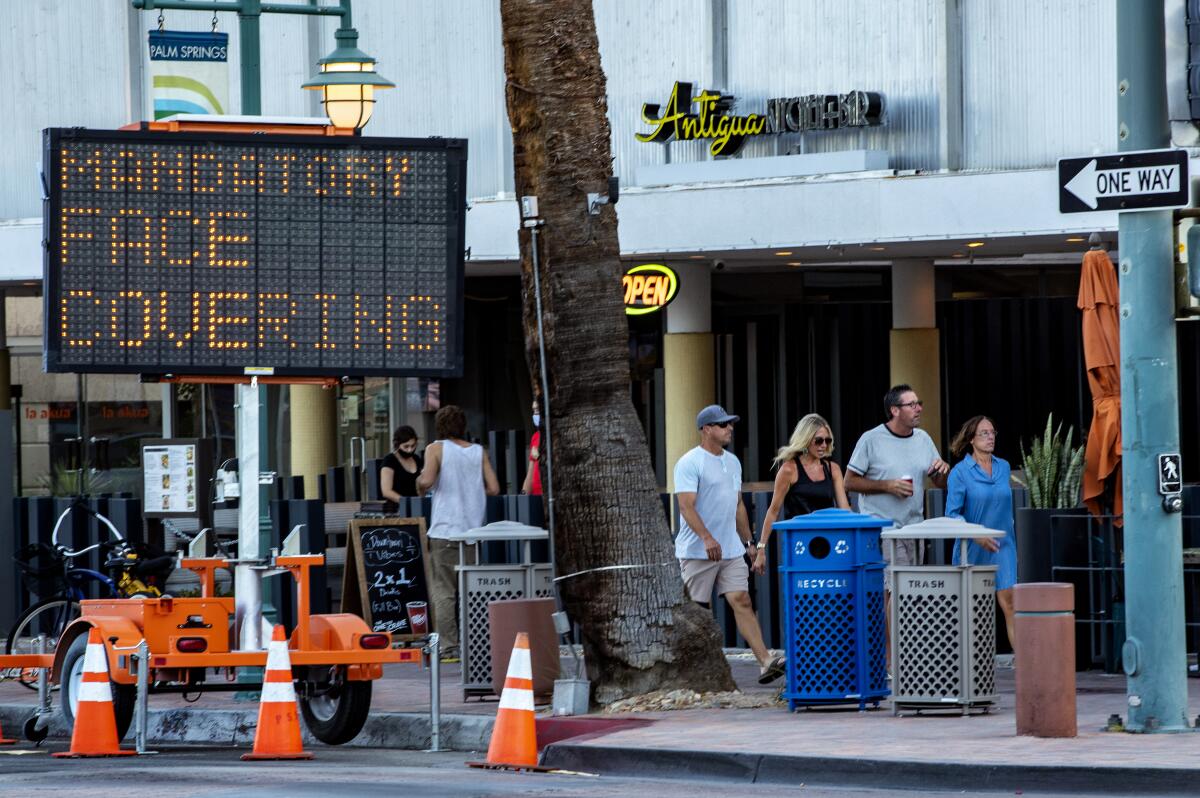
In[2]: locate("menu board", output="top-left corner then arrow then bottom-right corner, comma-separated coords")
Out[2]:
43,127 -> 467,378
143,443 -> 197,513
140,437 -> 213,523
341,517 -> 432,641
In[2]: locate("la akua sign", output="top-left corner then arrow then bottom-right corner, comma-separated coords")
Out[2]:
637,82 -> 883,157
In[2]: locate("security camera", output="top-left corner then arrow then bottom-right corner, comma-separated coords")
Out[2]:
713,259 -> 727,271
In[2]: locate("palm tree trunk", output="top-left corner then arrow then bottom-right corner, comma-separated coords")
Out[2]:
499,0 -> 735,703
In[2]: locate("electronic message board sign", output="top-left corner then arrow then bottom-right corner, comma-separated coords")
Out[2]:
43,127 -> 466,377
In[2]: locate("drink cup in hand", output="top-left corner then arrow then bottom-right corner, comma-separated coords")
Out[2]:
406,601 -> 429,635
900,475 -> 914,495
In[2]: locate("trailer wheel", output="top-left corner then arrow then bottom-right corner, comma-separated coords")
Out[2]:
299,671 -> 372,745
60,631 -> 135,741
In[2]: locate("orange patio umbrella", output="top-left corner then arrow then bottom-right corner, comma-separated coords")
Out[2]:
1078,244 -> 1122,522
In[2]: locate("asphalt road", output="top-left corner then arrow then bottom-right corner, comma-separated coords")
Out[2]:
0,746 -> 1155,797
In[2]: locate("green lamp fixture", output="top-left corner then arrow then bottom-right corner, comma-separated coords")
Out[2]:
303,27 -> 394,130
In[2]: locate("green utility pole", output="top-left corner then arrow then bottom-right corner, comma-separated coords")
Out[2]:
1115,0 -> 1192,733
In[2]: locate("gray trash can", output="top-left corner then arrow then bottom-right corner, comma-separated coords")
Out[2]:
451,521 -> 553,699
883,517 -> 1004,716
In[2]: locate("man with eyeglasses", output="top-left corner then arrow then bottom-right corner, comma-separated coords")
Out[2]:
674,404 -> 785,684
845,384 -> 950,569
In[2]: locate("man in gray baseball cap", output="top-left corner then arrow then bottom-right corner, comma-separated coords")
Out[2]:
696,404 -> 740,429
675,404 -> 784,684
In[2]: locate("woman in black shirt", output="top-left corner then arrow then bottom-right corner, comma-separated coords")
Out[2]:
753,413 -> 850,574
380,425 -> 423,510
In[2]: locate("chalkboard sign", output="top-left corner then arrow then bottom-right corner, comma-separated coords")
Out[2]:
341,517 -> 432,641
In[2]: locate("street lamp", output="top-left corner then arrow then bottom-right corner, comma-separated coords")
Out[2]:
302,26 -> 393,130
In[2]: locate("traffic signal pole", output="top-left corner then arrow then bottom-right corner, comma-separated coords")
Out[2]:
1116,0 -> 1191,733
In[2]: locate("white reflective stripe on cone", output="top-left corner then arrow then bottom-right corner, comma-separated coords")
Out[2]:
498,688 -> 535,712
260,681 -> 298,703
83,642 -> 108,674
78,680 -> 113,702
265,642 -> 292,672
506,646 -> 532,679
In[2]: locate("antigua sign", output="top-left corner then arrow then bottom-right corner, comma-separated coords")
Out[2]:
638,82 -> 883,157
1058,149 -> 1189,213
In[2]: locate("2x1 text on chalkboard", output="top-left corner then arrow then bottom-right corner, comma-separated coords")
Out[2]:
341,517 -> 433,641
42,127 -> 467,378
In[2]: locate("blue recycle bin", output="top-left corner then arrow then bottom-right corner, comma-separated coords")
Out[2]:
772,508 -> 890,710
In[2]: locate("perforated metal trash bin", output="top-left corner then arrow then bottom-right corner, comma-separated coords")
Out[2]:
452,521 -> 554,699
884,517 -> 1004,716
773,508 -> 890,710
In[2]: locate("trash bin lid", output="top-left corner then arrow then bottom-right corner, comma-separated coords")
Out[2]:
451,520 -> 549,541
771,507 -> 892,531
881,516 -> 1005,540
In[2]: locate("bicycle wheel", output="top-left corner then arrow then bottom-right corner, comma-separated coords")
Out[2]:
5,598 -> 78,690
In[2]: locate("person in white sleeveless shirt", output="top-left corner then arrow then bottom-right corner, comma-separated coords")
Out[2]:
417,405 -> 500,658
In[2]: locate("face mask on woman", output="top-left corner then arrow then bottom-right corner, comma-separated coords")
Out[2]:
532,414 -> 541,427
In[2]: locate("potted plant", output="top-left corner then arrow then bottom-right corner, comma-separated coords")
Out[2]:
1014,415 -> 1086,583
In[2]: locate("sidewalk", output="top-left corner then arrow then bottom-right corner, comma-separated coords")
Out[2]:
2,653 -> 1198,794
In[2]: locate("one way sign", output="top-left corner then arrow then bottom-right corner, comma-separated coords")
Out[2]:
1058,149 -> 1189,213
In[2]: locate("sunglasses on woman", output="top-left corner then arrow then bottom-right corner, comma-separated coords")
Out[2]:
811,436 -> 833,446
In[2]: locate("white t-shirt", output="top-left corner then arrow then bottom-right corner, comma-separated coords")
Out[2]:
673,446 -> 743,561
846,424 -> 940,529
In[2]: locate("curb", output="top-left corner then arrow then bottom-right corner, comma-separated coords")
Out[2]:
0,703 -> 493,752
540,743 -> 1200,796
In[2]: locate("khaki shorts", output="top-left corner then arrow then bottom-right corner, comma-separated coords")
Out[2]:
680,556 -> 750,602
884,537 -> 921,567
883,537 -> 922,590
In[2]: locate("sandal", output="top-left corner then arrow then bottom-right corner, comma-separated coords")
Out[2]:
758,655 -> 786,685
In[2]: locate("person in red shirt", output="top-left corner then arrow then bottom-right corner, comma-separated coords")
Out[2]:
520,400 -> 542,496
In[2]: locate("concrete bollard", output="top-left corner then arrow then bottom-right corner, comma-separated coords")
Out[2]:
1014,582 -> 1077,737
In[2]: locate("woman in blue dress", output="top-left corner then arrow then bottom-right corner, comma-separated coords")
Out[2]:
946,415 -> 1018,652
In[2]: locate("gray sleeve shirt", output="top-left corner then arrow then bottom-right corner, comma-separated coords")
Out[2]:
846,424 -> 940,528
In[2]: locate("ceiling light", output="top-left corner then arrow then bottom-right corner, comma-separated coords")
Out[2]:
689,255 -> 706,260
869,246 -> 886,251
774,251 -> 793,256
787,261 -> 802,267
951,252 -> 966,258
1065,237 -> 1085,243
966,241 -> 985,249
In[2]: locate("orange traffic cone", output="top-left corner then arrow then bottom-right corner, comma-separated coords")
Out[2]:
52,627 -> 135,757
241,624 -> 313,761
471,632 -> 539,769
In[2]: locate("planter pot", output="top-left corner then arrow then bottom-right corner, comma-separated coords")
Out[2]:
1015,508 -> 1056,584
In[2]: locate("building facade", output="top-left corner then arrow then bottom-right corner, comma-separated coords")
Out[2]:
1,0 -> 1195,495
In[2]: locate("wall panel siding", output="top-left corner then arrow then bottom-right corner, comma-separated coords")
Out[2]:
726,0 -> 944,171
1,2 -> 134,219
962,0 -> 1116,170
333,0 -> 513,200
594,0 -> 716,185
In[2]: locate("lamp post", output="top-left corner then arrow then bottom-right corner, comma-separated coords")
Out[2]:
133,1 -> 390,128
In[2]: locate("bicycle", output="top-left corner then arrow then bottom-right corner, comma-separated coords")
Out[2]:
4,500 -> 175,690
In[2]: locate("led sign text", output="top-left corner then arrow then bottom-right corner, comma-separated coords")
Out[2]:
44,129 -> 467,377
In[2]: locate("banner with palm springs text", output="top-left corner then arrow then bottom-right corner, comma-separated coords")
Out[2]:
148,30 -> 229,119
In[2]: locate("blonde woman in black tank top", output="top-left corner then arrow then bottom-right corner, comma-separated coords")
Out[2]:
753,413 -> 851,575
